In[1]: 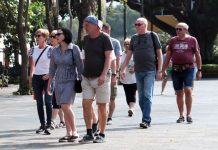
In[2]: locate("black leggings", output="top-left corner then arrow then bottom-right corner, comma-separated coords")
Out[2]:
52,89 -> 61,109
122,83 -> 137,106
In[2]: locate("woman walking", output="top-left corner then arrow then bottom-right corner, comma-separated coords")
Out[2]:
49,30 -> 65,129
120,38 -> 137,117
48,28 -> 83,142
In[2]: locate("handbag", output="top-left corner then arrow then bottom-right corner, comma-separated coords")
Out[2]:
71,46 -> 82,93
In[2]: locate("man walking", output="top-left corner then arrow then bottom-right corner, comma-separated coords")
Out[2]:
102,23 -> 122,125
120,17 -> 163,128
162,22 -> 202,123
79,16 -> 113,143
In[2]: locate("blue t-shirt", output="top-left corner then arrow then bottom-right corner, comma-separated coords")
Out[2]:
110,37 -> 122,57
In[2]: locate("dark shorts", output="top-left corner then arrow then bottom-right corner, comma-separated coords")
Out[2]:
171,68 -> 194,91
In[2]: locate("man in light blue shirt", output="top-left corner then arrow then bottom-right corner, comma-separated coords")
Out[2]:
102,23 -> 122,125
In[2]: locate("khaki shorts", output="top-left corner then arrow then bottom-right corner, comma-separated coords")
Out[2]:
81,75 -> 111,103
110,85 -> 117,99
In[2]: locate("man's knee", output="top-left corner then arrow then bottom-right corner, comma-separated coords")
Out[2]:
82,99 -> 93,109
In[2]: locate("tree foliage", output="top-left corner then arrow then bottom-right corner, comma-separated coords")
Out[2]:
108,0 -> 218,63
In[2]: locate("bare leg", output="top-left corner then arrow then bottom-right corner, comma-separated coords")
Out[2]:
92,106 -> 98,124
58,109 -> 64,123
176,90 -> 184,117
184,88 -> 193,116
129,102 -> 135,110
61,104 -> 77,136
52,108 -> 59,122
98,103 -> 107,134
108,98 -> 115,119
161,78 -> 168,94
82,99 -> 93,129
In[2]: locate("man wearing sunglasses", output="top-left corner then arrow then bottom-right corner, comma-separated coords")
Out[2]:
162,22 -> 202,123
121,17 -> 163,129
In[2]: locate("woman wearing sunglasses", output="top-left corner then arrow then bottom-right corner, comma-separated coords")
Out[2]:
28,28 -> 52,135
49,30 -> 65,130
48,28 -> 83,142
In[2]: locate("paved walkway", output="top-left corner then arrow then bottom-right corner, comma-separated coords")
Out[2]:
0,80 -> 218,150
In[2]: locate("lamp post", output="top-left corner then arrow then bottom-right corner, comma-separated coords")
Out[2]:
150,0 -> 153,31
123,1 -> 127,40
141,0 -> 144,17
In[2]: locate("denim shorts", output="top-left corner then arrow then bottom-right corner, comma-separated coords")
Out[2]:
171,68 -> 194,91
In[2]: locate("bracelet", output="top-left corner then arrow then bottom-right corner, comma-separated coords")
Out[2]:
198,69 -> 202,72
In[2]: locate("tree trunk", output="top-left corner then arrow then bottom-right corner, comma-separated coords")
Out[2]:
195,30 -> 217,64
17,0 -> 30,95
52,0 -> 59,29
77,2 -> 91,48
68,0 -> 73,31
45,0 -> 53,32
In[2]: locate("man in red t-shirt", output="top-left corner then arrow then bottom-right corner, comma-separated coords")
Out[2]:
162,22 -> 202,123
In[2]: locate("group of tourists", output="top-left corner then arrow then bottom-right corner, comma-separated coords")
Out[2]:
28,15 -> 202,143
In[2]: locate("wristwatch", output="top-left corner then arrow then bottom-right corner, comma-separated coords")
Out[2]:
198,69 -> 202,72
112,73 -> 117,77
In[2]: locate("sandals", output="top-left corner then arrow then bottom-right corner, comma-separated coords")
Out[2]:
186,116 -> 193,123
58,134 -> 79,142
176,116 -> 193,123
176,116 -> 185,123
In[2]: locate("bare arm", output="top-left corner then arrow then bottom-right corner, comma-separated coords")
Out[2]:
98,50 -> 112,86
162,48 -> 172,78
120,50 -> 133,80
29,56 -> 35,86
116,56 -> 121,73
195,49 -> 202,80
156,48 -> 163,80
111,59 -> 117,86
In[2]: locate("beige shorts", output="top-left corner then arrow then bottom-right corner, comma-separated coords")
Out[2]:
81,75 -> 111,103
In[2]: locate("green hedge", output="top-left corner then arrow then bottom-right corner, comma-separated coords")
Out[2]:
202,64 -> 218,78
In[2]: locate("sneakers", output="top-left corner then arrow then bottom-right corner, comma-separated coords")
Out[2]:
55,121 -> 66,128
186,116 -> 193,123
50,121 -> 56,130
58,121 -> 66,128
107,118 -> 112,125
176,116 -> 185,123
93,135 -> 105,143
36,125 -> 45,134
79,134 -> 94,144
139,122 -> 149,129
59,136 -> 71,142
128,109 -> 134,117
44,126 -> 51,135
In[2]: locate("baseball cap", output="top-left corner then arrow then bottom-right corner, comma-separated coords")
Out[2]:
85,15 -> 103,29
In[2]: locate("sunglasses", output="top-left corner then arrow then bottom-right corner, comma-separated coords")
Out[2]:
135,23 -> 143,26
124,43 -> 130,46
55,33 -> 63,36
176,28 -> 183,31
50,35 -> 56,38
35,34 -> 43,38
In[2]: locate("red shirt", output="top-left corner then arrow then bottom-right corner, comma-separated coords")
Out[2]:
169,36 -> 199,65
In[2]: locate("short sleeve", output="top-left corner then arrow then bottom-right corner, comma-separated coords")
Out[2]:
28,47 -> 34,57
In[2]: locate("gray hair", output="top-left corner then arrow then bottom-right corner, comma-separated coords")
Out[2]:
176,22 -> 189,30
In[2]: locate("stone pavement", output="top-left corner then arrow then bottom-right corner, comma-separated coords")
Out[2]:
0,80 -> 218,150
